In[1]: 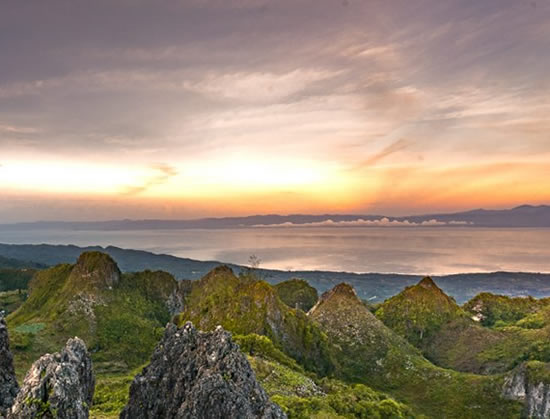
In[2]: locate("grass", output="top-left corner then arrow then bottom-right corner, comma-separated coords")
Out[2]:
90,372 -> 138,418
0,290 -> 27,315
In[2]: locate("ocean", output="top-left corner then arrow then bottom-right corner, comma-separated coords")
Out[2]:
0,226 -> 548,275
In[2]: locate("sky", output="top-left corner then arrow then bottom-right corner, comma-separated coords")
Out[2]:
1,0 -> 549,222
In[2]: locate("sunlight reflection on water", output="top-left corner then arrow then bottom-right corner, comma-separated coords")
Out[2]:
0,227 -> 549,275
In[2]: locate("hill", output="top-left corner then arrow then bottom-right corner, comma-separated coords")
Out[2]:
2,251 -> 539,417
2,204 -> 549,229
309,282 -> 521,418
2,243 -> 550,304
7,252 -> 185,375
376,277 -> 465,345
175,267 -> 334,376
376,278 -> 510,373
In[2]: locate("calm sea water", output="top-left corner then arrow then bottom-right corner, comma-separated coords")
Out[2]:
0,227 -> 549,275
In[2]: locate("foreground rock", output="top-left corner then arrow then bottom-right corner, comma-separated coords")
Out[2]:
121,322 -> 286,419
503,362 -> 550,418
9,337 -> 94,419
0,314 -> 18,417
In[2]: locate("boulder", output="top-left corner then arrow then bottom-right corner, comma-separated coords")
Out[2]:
120,322 -> 286,419
0,314 -> 18,417
9,337 -> 94,419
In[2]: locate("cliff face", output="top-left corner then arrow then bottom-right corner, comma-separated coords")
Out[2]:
8,337 -> 94,419
503,362 -> 550,418
121,322 -> 286,419
0,314 -> 18,417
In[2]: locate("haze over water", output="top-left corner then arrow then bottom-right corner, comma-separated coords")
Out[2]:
1,227 -> 548,275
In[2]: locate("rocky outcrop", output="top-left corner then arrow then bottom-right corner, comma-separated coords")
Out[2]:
0,314 -> 18,417
503,362 -> 550,418
69,251 -> 121,291
9,337 -> 94,419
120,322 -> 286,419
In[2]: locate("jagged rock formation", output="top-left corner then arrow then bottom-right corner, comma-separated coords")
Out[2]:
503,362 -> 550,418
69,251 -> 121,291
9,337 -> 94,419
0,314 -> 18,417
120,322 -> 286,419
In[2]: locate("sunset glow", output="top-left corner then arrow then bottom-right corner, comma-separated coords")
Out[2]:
1,1 -> 549,221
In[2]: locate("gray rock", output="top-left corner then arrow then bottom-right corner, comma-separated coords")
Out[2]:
503,363 -> 550,418
120,322 -> 286,419
0,314 -> 18,417
9,337 -> 94,419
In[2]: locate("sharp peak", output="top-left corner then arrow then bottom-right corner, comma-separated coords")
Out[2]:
71,251 -> 121,288
76,251 -> 118,268
204,265 -> 235,277
321,282 -> 359,301
418,276 -> 438,289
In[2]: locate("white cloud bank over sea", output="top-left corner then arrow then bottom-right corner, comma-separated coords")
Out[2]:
252,218 -> 473,228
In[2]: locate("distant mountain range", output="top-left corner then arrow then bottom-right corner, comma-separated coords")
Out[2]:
1,205 -> 549,230
1,243 -> 549,304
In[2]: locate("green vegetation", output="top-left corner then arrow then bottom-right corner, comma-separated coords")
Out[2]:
176,267 -> 334,376
464,292 -> 550,328
5,252 -> 545,418
0,268 -> 36,293
238,332 -> 415,418
376,277 -> 466,346
8,253 -> 180,376
310,283 -> 522,418
90,371 -> 139,418
272,381 -> 415,419
0,289 -> 27,315
275,279 -> 318,312
375,278 -> 513,374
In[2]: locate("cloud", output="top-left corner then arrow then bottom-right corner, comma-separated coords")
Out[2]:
252,217 -> 473,228
121,164 -> 178,196
352,138 -> 410,170
0,124 -> 38,134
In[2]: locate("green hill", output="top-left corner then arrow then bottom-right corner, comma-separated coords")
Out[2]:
376,277 -> 465,346
8,251 -> 184,375
175,266 -> 334,376
376,277 -> 512,374
309,282 -> 521,418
